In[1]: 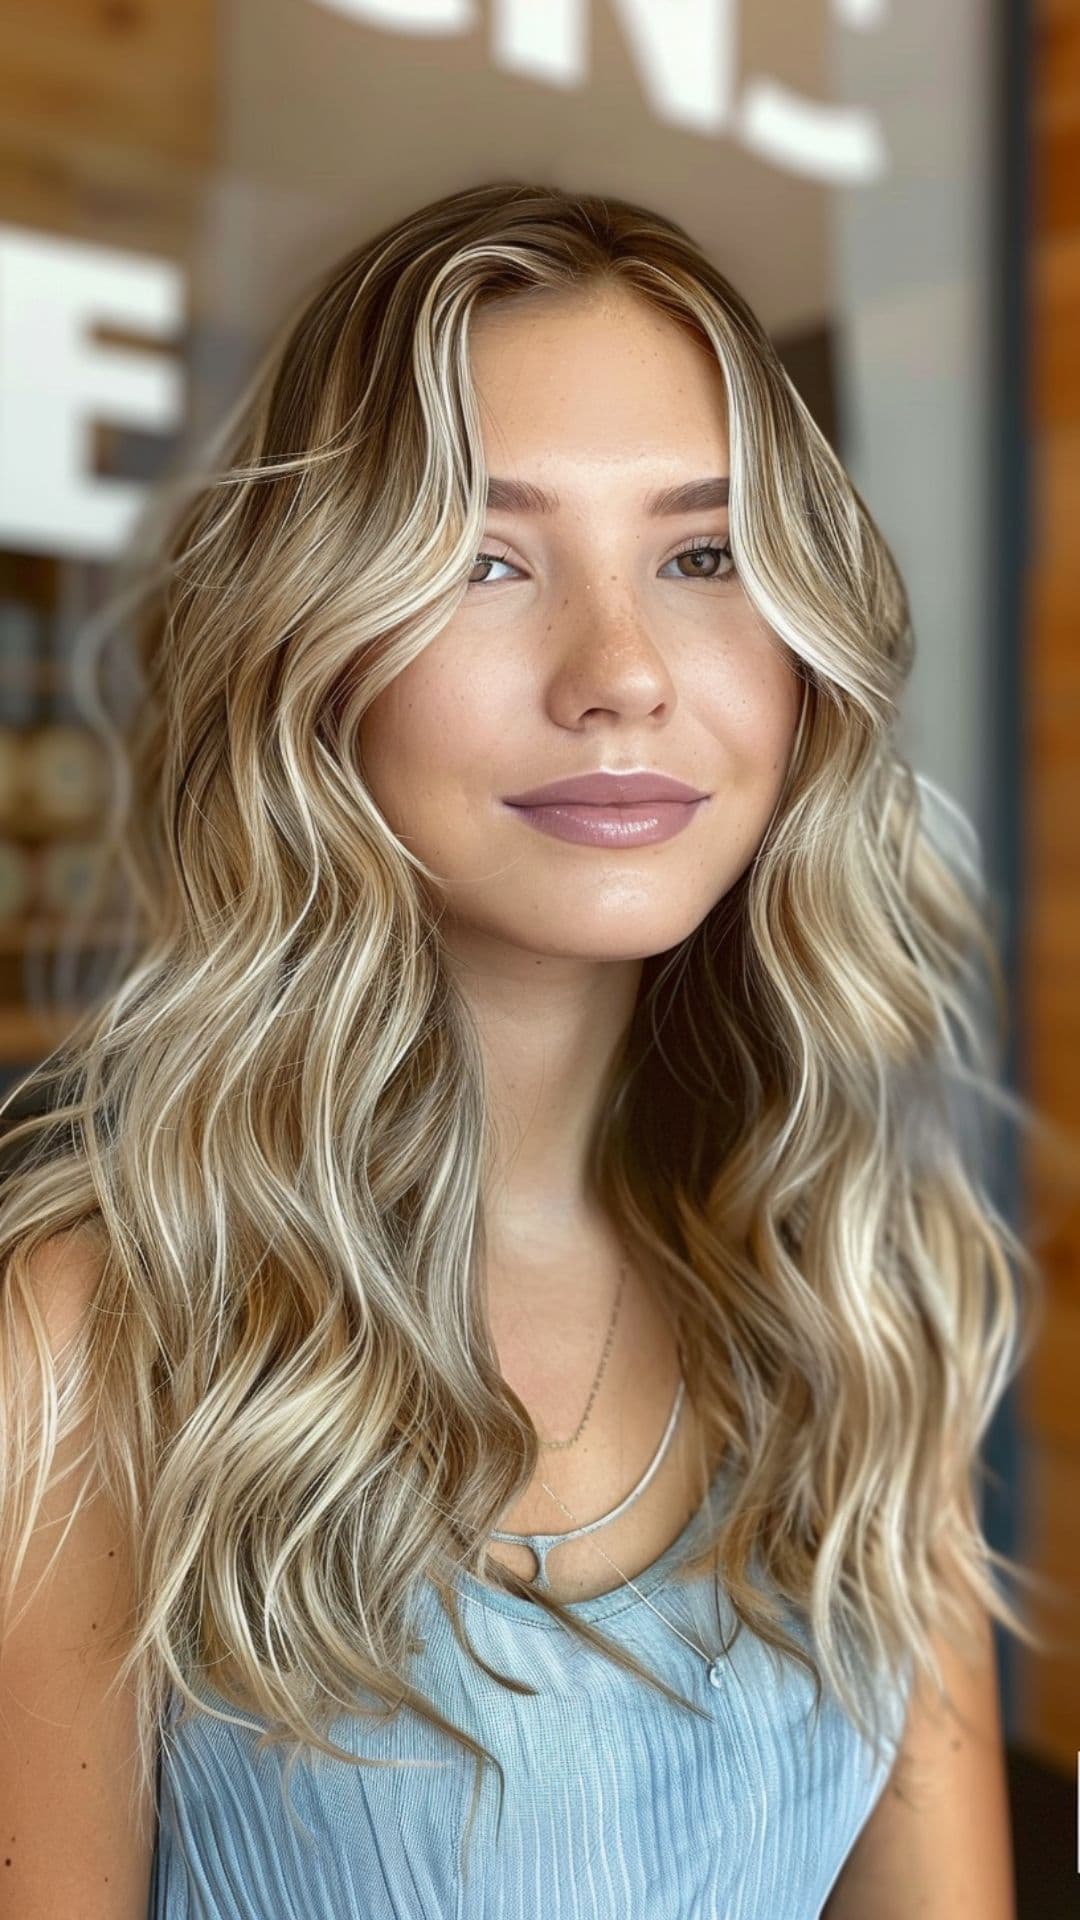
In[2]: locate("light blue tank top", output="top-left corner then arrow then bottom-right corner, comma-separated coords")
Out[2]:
149,1379 -> 912,1917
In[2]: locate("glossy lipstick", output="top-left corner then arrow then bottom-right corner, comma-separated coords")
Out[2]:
502,769 -> 710,849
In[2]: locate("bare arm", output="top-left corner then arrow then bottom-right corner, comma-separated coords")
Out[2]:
823,1604 -> 1015,1920
0,1230 -> 155,1920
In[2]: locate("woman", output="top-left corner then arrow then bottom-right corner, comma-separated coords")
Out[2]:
0,182 -> 1041,1918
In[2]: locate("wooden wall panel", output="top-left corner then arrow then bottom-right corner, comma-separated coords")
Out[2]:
1020,1438 -> 1080,1758
0,0 -> 216,168
0,0 -> 215,256
1017,0 -> 1080,1767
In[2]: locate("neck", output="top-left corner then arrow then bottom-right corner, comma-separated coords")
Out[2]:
440,919 -> 643,1233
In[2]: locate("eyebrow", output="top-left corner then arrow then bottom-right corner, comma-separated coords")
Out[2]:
484,475 -> 730,516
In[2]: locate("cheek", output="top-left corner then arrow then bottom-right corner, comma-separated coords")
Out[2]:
758,666 -> 803,773
704,648 -> 801,779
364,637 -> 520,775
358,668 -> 483,837
357,689 -> 418,831
360,664 -> 435,777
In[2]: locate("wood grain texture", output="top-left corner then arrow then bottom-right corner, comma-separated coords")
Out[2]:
0,0 -> 216,167
1018,0 -> 1080,1771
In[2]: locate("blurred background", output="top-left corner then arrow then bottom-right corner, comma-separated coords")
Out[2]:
0,1 -> 1076,1908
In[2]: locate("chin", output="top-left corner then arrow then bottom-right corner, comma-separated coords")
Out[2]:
505,920 -> 701,965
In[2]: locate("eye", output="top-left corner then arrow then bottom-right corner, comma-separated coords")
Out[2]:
467,535 -> 736,588
467,546 -> 520,587
659,536 -> 736,582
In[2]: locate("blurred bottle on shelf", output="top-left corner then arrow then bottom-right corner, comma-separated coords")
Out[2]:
0,589 -> 113,929
0,841 -> 34,921
0,596 -> 40,729
0,597 -> 44,927
21,722 -> 108,835
36,838 -> 111,917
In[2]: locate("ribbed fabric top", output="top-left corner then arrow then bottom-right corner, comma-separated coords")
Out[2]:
149,1448 -> 912,1919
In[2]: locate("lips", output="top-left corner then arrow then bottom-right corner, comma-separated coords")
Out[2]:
503,770 -> 708,807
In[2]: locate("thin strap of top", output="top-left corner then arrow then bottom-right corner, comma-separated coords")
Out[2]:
488,1376 -> 686,1593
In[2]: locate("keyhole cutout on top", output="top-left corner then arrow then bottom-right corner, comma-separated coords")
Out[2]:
490,1538 -> 546,1589
485,1375 -> 690,1602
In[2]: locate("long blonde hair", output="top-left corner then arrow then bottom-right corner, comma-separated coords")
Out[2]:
0,180 -> 1068,1863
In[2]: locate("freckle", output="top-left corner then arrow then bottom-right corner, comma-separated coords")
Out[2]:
108,1550 -> 114,1557
82,1761 -> 87,1769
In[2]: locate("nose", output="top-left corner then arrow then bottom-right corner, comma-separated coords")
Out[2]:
545,577 -> 678,729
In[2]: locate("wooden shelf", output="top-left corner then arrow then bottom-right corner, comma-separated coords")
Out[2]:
0,663 -> 78,690
0,1001 -> 89,1065
0,919 -> 127,952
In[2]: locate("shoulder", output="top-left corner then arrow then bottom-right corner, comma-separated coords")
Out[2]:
4,1224 -> 115,1391
11,1223 -> 108,1329
823,1604 -> 1015,1920
1,1223 -> 155,1918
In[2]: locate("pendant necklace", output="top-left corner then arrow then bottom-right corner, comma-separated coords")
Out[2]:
516,1247 -> 727,1687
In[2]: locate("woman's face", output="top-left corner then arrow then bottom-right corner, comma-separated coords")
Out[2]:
359,285 -> 803,966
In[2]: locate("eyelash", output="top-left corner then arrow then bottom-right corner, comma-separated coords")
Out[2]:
467,535 -> 736,587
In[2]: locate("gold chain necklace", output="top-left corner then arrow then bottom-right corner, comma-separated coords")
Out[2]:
496,1247 -> 729,1687
535,1258 -> 628,1450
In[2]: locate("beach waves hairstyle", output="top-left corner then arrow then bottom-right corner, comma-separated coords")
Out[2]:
1,181 -> 1070,1867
